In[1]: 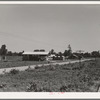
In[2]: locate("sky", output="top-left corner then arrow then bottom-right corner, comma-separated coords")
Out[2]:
0,4 -> 100,53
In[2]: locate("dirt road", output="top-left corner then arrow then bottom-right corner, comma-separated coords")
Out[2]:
0,59 -> 92,74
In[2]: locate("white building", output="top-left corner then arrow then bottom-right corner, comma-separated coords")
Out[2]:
22,51 -> 49,61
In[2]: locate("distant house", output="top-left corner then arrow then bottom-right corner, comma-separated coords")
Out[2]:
48,54 -> 65,60
47,54 -> 56,61
22,51 -> 49,61
49,54 -> 56,58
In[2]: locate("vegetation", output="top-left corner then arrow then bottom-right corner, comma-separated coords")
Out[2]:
0,59 -> 100,92
0,60 -> 48,68
0,44 -> 100,61
0,45 -> 7,56
0,44 -> 100,92
9,69 -> 19,75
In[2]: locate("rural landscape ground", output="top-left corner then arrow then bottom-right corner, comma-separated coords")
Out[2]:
1,3 -> 100,94
0,58 -> 100,92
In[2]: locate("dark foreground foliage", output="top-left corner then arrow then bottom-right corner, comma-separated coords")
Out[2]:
0,59 -> 100,92
9,69 -> 19,75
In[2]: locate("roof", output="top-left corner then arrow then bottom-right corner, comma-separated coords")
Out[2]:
23,52 -> 49,55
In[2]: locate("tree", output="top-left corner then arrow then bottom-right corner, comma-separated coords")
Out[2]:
49,49 -> 55,55
63,50 -> 68,57
91,51 -> 100,62
58,52 -> 63,57
13,52 -> 18,56
0,44 -> 7,55
66,44 -> 72,57
34,49 -> 39,52
83,52 -> 91,58
91,51 -> 100,57
68,44 -> 72,53
18,51 -> 24,56
40,49 -> 45,52
63,45 -> 72,57
7,51 -> 13,56
91,51 -> 100,65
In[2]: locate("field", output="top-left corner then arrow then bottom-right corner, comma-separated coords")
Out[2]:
0,58 -> 100,92
0,56 -> 49,68
0,56 -> 70,68
0,56 -> 77,69
0,60 -> 49,69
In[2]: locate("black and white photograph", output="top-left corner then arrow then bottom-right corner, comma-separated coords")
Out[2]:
0,2 -> 100,92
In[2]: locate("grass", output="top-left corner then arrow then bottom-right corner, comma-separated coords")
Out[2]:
0,57 -> 78,69
0,58 -> 99,92
0,60 -> 49,69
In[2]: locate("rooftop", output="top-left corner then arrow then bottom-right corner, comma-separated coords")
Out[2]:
22,51 -> 49,55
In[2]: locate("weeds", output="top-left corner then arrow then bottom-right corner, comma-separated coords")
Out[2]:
9,69 -> 19,75
0,83 -> 6,88
26,82 -> 52,92
48,65 -> 55,71
35,65 -> 40,69
26,82 -> 37,92
60,86 -> 67,92
25,66 -> 34,72
0,59 -> 99,92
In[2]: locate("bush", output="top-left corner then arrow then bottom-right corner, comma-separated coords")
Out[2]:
62,67 -> 71,70
9,69 -> 19,75
26,82 -> 37,92
39,87 -> 52,92
26,82 -> 52,92
60,86 -> 67,92
0,83 -> 6,88
60,84 -> 80,92
48,65 -> 55,71
25,66 -> 34,72
35,65 -> 40,69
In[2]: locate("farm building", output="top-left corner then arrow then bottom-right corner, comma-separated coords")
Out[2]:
22,51 -> 49,61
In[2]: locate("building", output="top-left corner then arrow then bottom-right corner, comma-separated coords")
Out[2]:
47,54 -> 56,61
22,51 -> 49,61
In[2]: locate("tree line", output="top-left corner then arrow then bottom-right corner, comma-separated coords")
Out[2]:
0,44 -> 100,58
49,44 -> 100,58
0,44 -> 24,56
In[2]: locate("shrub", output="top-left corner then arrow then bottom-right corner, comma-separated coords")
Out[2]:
26,82 -> 37,92
35,65 -> 40,69
72,63 -> 85,70
62,67 -> 71,70
48,65 -> 55,71
0,83 -> 6,88
9,69 -> 19,75
63,64 -> 67,66
25,66 -> 34,72
26,82 -> 52,92
38,87 -> 52,92
55,64 -> 59,66
60,86 -> 67,92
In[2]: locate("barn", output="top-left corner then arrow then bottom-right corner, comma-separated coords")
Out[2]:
22,51 -> 49,61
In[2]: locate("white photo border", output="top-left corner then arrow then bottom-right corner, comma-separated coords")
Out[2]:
0,1 -> 100,99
